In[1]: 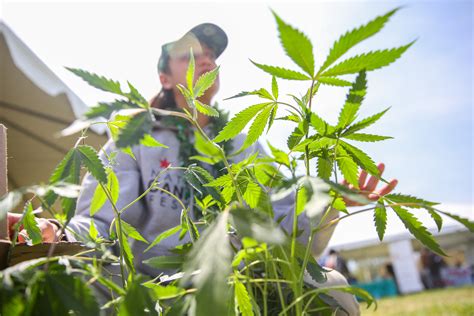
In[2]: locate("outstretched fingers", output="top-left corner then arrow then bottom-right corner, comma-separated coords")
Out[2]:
364,163 -> 385,192
368,179 -> 398,200
358,169 -> 368,189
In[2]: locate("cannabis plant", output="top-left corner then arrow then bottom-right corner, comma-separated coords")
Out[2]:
1,7 -> 473,316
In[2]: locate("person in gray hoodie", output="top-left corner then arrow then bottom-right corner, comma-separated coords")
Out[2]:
7,22 -> 398,315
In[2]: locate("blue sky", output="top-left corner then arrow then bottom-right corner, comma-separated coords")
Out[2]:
2,1 -> 472,219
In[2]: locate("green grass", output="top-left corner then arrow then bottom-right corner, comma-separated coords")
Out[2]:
361,286 -> 474,316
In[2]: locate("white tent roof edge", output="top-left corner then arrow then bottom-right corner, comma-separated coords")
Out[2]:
0,20 -> 106,135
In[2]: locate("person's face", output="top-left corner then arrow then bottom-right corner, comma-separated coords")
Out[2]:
160,43 -> 219,100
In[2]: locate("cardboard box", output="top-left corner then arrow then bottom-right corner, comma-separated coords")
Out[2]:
0,124 -> 86,269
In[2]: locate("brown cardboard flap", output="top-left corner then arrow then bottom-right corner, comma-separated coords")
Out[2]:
6,242 -> 88,267
0,125 -> 8,240
0,223 -> 89,269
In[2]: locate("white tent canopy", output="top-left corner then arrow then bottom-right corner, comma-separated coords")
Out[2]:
0,21 -> 106,192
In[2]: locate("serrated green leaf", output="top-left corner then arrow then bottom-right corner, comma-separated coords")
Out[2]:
427,208 -> 443,232
90,170 -> 120,216
271,76 -> 278,99
147,284 -> 185,300
21,201 -> 42,245
287,120 -> 308,150
319,8 -> 399,73
195,99 -> 219,117
66,67 -> 122,95
324,180 -> 371,205
242,104 -> 274,149
239,177 -> 265,209
190,155 -> 218,165
268,141 -> 290,167
267,104 -> 278,132
384,193 -> 438,209
184,165 -> 224,203
194,130 -> 221,159
186,48 -> 195,92
204,173 -> 233,188
176,84 -> 194,107
343,133 -> 392,142
49,148 -> 81,185
181,211 -> 232,316
250,60 -> 311,80
119,222 -> 135,273
139,133 -> 168,148
145,225 -> 181,252
143,255 -> 184,270
116,111 -> 153,148
121,220 -> 148,244
320,42 -> 414,77
317,155 -> 333,180
392,206 -> 446,256
77,145 -> 107,184
336,70 -> 367,129
374,202 -> 387,241
39,271 -> 101,316
273,11 -> 315,76
47,148 -> 82,217
310,113 -> 335,136
84,100 -> 136,120
296,186 -> 307,216
89,219 -> 98,240
340,140 -> 379,177
436,211 -> 474,233
230,207 -> 285,244
331,195 -> 347,213
336,146 -> 359,188
343,107 -> 390,135
234,275 -> 254,316
317,77 -> 352,87
194,66 -> 220,98
126,81 -> 148,106
214,103 -> 270,143
118,277 -> 157,316
224,88 -> 273,101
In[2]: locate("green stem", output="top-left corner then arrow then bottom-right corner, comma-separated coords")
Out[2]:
153,186 -> 196,243
100,182 -> 128,288
271,260 -> 288,313
277,101 -> 303,116
119,166 -> 169,215
194,120 -> 245,206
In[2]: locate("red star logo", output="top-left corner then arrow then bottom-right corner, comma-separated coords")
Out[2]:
160,158 -> 171,168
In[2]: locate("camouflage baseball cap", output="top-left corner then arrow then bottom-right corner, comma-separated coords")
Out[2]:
157,23 -> 228,73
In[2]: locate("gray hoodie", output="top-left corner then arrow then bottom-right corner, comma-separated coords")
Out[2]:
68,123 -> 338,276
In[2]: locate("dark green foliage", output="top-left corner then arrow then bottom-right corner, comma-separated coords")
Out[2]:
116,111 -> 153,148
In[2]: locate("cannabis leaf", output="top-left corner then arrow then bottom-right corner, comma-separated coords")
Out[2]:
392,206 -> 446,256
181,211 -> 232,316
66,67 -> 123,95
336,70 -> 367,129
374,202 -> 387,241
214,103 -> 271,143
320,42 -> 414,77
319,8 -> 399,73
116,111 -> 153,148
272,10 -> 315,76
250,61 -> 311,80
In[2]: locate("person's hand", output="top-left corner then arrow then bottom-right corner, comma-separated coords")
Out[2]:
341,163 -> 398,207
7,212 -> 60,243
